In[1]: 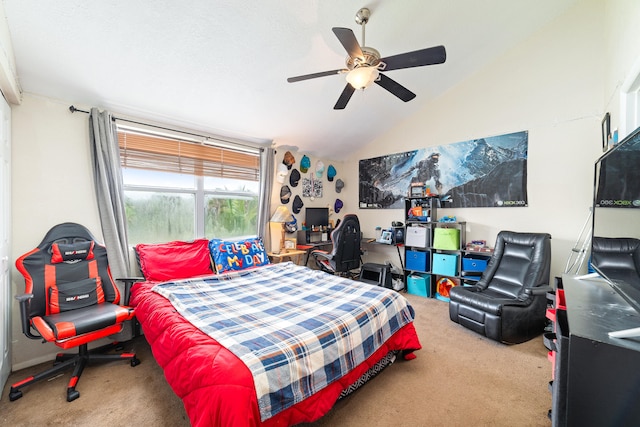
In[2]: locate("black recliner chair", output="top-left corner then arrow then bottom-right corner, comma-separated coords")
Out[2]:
10,222 -> 140,402
590,236 -> 640,283
449,231 -> 552,344
312,214 -> 362,277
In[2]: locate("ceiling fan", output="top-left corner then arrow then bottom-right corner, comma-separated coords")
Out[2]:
287,7 -> 447,110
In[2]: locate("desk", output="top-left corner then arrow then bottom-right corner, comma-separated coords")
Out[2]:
362,238 -> 404,269
268,249 -> 307,266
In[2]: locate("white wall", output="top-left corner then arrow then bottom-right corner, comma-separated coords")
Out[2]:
11,95 -> 102,369
604,0 -> 640,134
346,0 -> 615,278
269,148 -> 347,246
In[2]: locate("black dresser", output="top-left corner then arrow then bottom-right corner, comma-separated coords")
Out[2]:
549,275 -> 640,426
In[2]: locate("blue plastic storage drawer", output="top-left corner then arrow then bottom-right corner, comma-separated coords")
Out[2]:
406,250 -> 429,272
462,254 -> 491,273
407,274 -> 430,297
432,253 -> 459,276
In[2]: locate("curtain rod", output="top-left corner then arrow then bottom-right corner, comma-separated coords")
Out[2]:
69,105 -> 265,152
69,105 -> 90,114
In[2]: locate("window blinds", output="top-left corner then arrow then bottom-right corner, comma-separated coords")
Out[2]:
118,129 -> 260,181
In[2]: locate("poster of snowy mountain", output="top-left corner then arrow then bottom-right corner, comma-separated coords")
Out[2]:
359,130 -> 528,209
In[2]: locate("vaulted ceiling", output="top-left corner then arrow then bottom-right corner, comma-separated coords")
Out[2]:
3,0 -> 578,159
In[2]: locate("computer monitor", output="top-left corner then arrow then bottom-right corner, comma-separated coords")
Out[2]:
591,125 -> 640,338
305,207 -> 329,229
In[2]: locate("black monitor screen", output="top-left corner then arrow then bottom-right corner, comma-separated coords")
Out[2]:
591,125 -> 640,336
305,207 -> 329,228
595,127 -> 640,207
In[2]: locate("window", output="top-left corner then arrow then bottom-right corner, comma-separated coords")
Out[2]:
118,125 -> 261,244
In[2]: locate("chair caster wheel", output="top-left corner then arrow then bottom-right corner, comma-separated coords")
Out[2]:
67,390 -> 80,402
114,343 -> 124,351
131,357 -> 141,367
9,389 -> 23,401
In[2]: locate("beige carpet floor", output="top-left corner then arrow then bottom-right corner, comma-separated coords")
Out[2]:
0,293 -> 552,426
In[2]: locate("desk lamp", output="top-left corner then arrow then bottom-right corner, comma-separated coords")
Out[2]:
269,205 -> 293,254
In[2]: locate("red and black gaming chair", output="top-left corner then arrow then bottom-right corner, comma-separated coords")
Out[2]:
10,222 -> 140,402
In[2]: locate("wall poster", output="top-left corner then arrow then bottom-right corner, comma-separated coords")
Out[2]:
359,130 -> 528,209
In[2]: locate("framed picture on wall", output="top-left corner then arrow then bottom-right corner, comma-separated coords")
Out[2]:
602,112 -> 611,152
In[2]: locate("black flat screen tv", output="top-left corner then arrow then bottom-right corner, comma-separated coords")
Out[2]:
591,125 -> 640,338
305,207 -> 329,229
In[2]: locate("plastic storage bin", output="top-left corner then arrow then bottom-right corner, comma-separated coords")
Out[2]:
432,228 -> 460,250
407,273 -> 430,297
462,254 -> 491,273
406,250 -> 429,272
432,253 -> 459,276
405,225 -> 429,248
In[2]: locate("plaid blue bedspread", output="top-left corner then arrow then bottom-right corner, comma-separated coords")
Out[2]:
152,262 -> 415,421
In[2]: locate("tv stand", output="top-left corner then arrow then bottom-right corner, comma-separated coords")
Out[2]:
549,275 -> 640,425
575,273 -> 640,339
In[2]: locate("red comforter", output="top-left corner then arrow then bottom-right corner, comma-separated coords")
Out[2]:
131,279 -> 422,426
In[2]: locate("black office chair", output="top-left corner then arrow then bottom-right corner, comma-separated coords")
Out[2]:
448,231 -> 552,344
591,236 -> 640,283
312,214 -> 362,277
10,222 -> 140,402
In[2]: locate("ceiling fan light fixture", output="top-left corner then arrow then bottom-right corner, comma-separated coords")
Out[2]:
346,66 -> 379,90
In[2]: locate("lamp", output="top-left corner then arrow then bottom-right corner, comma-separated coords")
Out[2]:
269,205 -> 293,254
346,66 -> 379,90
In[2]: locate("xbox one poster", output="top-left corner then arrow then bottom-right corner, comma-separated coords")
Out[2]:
359,130 -> 528,209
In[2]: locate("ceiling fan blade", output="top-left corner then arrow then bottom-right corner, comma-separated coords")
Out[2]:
381,45 -> 446,71
287,69 -> 346,83
375,73 -> 416,102
334,84 -> 356,110
332,27 -> 364,59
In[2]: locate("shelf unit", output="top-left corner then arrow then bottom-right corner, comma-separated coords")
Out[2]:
403,196 -> 436,297
403,196 -> 467,299
430,222 -> 466,300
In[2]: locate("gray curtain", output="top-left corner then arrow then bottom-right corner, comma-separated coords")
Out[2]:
89,108 -> 130,280
258,147 -> 275,243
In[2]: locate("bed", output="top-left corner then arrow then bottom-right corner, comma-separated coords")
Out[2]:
129,239 -> 422,427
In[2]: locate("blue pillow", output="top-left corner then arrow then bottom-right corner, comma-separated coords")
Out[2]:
209,237 -> 270,273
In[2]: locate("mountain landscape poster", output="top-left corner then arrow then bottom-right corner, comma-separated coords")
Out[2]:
359,131 -> 528,209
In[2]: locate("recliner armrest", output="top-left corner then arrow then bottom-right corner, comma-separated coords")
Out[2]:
524,285 -> 553,296
14,293 -> 41,340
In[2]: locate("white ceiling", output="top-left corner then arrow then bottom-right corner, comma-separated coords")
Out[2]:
3,0 -> 577,160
